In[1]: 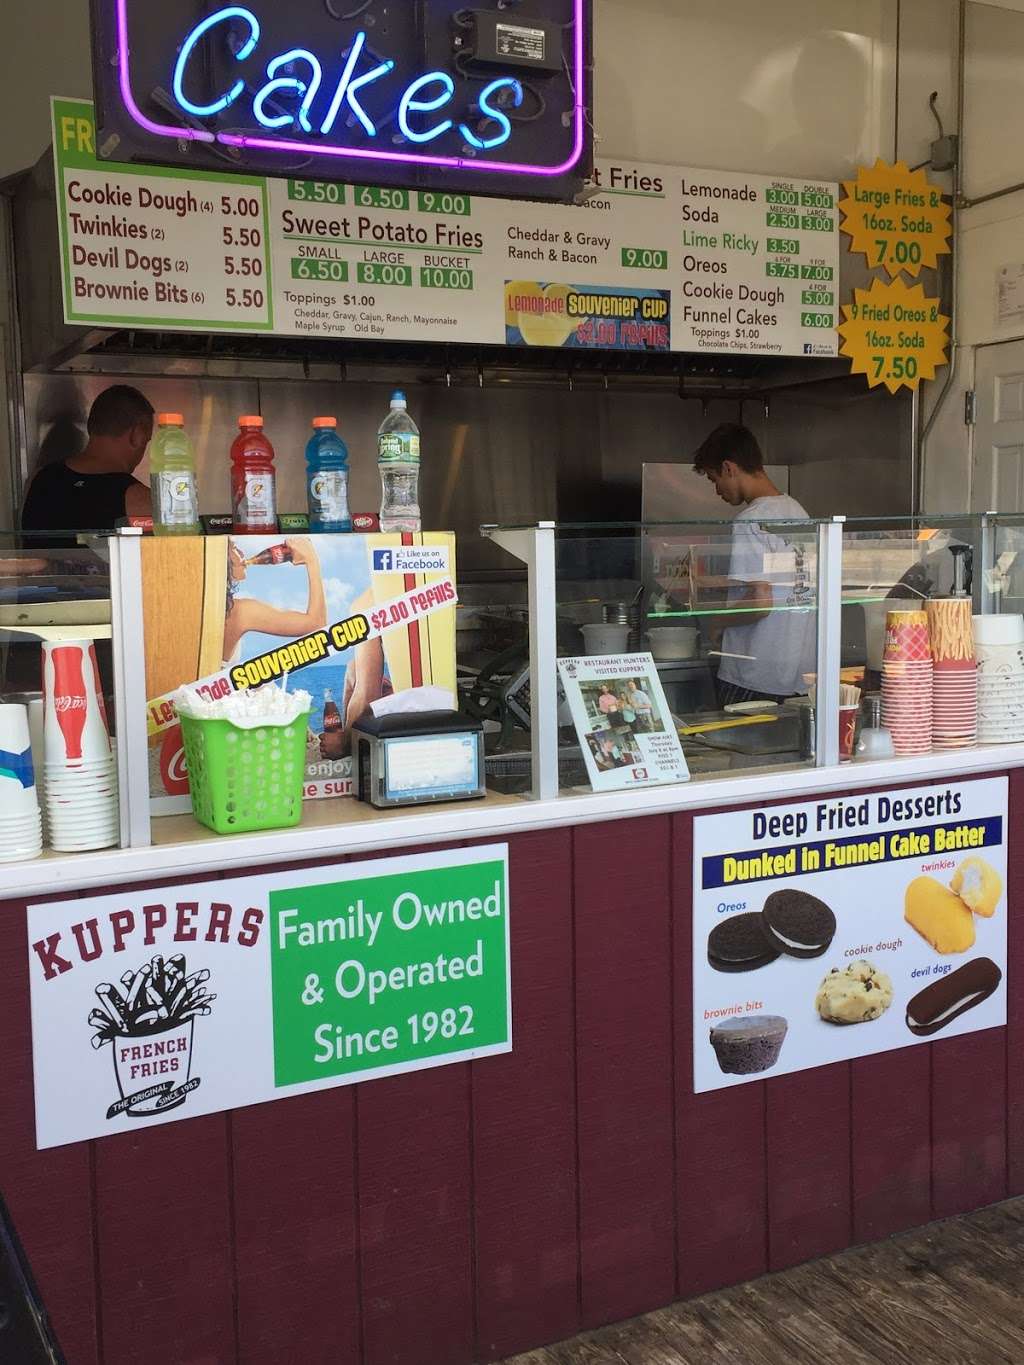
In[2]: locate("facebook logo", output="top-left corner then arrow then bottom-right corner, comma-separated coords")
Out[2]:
372,549 -> 394,572
804,343 -> 813,354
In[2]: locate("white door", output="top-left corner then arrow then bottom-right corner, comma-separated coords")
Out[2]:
973,339 -> 1024,511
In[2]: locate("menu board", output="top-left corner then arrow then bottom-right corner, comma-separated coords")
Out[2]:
53,97 -> 839,359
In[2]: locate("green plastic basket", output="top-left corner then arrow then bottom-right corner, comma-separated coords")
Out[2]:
179,710 -> 310,835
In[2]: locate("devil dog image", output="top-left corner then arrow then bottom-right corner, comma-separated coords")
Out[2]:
88,954 -> 216,1120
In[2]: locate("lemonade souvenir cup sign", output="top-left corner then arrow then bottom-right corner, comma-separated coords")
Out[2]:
838,277 -> 949,394
839,160 -> 952,278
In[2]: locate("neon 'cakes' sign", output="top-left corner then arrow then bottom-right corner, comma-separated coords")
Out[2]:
107,0 -> 588,184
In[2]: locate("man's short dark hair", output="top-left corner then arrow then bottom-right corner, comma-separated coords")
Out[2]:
693,423 -> 765,475
86,385 -> 154,439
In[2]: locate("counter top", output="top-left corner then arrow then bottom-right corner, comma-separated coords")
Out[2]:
5,743 -> 1024,897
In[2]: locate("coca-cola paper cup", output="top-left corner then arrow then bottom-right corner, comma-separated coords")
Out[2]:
42,641 -> 111,765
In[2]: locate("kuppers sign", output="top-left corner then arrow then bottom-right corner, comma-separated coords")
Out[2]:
28,846 -> 511,1149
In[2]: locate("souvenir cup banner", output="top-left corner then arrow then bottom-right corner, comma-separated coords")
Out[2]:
53,97 -> 840,359
839,160 -> 952,279
838,277 -> 949,394
141,532 -> 457,809
28,845 -> 511,1149
693,778 -> 1007,1094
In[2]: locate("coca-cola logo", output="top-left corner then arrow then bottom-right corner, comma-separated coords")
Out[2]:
54,695 -> 87,713
160,726 -> 190,796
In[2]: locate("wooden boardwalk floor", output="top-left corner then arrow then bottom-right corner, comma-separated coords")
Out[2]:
502,1198 -> 1024,1365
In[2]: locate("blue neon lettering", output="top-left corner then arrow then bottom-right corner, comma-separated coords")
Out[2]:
319,31 -> 394,137
460,78 -> 522,150
398,72 -> 455,143
172,6 -> 259,119
253,49 -> 323,131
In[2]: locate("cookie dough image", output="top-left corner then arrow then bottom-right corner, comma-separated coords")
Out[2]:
950,857 -> 1002,917
815,959 -> 894,1025
709,1014 -> 788,1075
904,875 -> 976,954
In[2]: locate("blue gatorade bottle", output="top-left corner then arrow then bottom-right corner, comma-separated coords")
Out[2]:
306,416 -> 351,532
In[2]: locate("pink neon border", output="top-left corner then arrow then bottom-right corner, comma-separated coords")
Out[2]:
115,0 -> 588,176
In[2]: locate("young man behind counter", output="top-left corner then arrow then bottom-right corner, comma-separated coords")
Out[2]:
692,422 -> 816,707
21,385 -> 154,536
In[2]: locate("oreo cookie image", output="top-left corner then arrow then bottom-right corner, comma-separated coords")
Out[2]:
707,912 -> 780,973
760,889 -> 836,959
906,957 -> 1002,1038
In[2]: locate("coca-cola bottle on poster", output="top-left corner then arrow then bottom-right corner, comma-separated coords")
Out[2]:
244,543 -> 294,566
323,688 -> 342,733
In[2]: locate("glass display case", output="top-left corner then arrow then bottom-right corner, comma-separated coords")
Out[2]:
5,514 -> 1024,871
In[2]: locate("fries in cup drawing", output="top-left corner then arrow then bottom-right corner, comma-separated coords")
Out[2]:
88,955 -> 216,1119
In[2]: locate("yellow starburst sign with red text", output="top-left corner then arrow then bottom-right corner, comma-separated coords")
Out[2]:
838,277 -> 949,394
839,160 -> 951,278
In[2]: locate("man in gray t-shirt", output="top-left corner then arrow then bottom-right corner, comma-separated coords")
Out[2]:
691,423 -> 816,706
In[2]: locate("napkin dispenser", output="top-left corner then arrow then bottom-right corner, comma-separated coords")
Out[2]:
352,710 -> 486,809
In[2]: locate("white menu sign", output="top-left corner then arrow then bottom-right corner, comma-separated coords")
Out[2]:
54,97 -> 839,359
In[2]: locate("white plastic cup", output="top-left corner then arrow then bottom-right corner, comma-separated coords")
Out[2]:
0,704 -> 40,814
42,641 -> 111,766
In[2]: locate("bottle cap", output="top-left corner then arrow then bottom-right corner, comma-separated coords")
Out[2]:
157,413 -> 184,425
391,390 -> 407,405
238,415 -> 264,428
312,417 -> 337,428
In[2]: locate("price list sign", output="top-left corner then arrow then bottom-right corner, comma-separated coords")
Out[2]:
269,177 -> 485,342
53,97 -> 274,332
675,169 -> 841,357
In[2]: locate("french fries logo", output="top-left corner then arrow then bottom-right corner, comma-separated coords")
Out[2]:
89,955 -> 216,1120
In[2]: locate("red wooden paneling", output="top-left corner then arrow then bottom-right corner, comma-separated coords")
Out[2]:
358,1066 -> 474,1365
1005,769 -> 1024,1194
2,773 -> 1021,1365
94,1115 -> 235,1365
766,1065 -> 852,1270
231,1092 -> 360,1365
472,827 -> 579,1362
851,1047 -> 931,1242
573,816 -> 675,1329
931,1028 -> 1007,1220
86,871 -> 236,1365
0,893 -> 99,1365
674,811 -> 769,1298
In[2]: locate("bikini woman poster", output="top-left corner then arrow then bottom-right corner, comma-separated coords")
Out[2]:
140,533 -> 457,811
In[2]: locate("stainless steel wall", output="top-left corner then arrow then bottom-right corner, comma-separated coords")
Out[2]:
20,371 -> 912,571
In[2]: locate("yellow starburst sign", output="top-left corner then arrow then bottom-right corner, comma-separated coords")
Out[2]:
838,277 -> 949,394
839,160 -> 951,278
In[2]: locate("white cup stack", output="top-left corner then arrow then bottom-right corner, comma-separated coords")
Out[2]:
974,614 -> 1024,744
41,640 -> 119,852
0,703 -> 43,862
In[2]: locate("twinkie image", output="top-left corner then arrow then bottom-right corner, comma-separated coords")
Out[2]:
89,954 -> 215,1120
505,281 -> 671,351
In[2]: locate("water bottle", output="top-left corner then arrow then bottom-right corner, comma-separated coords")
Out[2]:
151,413 -> 200,536
230,415 -> 277,534
377,390 -> 421,533
306,417 -> 352,532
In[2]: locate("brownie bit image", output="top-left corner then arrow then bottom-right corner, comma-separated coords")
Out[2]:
709,1014 -> 788,1075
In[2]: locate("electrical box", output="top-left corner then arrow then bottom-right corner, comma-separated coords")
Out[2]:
456,10 -> 566,74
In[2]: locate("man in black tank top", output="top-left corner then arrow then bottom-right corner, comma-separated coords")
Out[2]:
21,385 -> 154,539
